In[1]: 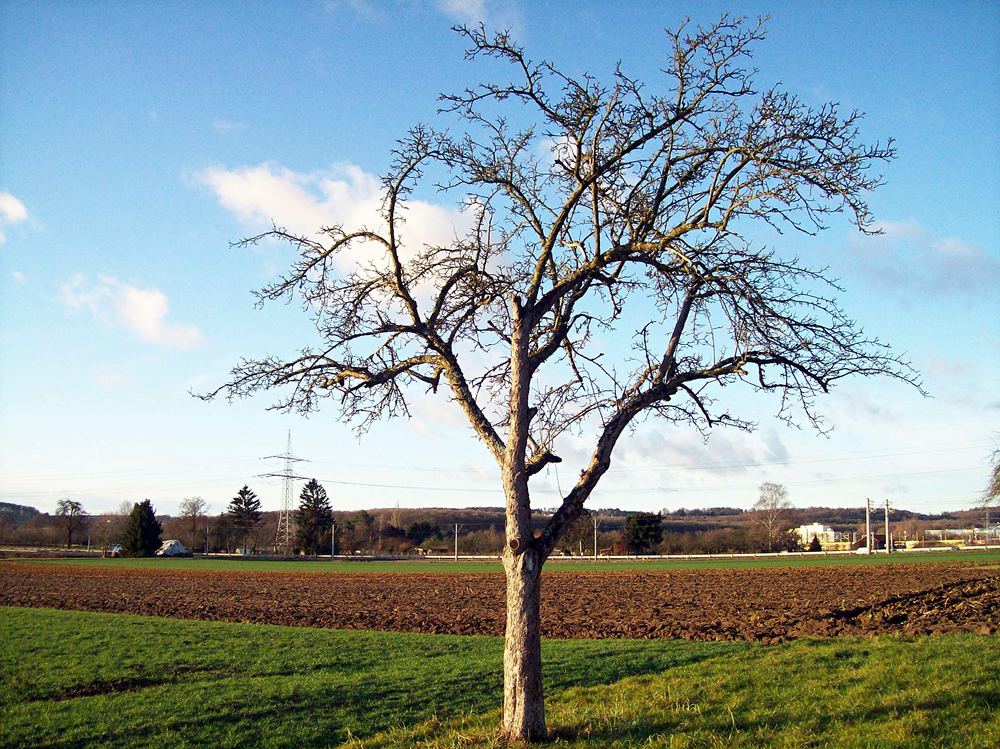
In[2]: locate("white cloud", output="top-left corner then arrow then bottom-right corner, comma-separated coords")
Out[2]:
408,392 -> 471,437
536,134 -> 577,169
620,427 -> 791,479
852,221 -> 1000,298
0,190 -> 28,245
11,271 -> 26,285
435,0 -> 522,32
870,219 -> 925,241
0,192 -> 27,223
60,274 -> 205,349
196,162 -> 469,274
924,357 -> 969,379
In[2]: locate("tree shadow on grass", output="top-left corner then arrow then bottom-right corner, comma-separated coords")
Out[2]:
9,636 -> 747,749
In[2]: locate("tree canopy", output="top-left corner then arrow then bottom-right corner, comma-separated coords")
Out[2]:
55,498 -> 86,548
625,512 -> 663,554
202,16 -> 920,742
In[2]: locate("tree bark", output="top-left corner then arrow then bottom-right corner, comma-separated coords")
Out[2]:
501,546 -> 546,743
499,298 -> 548,743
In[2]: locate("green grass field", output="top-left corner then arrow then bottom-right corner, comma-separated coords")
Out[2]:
1,606 -> 997,748
14,548 -> 1000,574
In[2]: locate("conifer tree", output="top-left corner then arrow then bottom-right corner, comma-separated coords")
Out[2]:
121,499 -> 162,557
624,512 -> 663,554
295,478 -> 332,555
228,485 -> 262,551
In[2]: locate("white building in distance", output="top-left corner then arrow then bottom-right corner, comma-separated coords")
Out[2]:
797,523 -> 836,547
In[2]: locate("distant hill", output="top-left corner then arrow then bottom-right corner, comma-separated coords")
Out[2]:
0,502 -> 42,524
337,504 -> 965,535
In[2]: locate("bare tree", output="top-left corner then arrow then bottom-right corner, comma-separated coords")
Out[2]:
179,496 -> 208,550
985,449 -> 1000,501
559,509 -> 592,555
752,481 -> 792,551
201,17 -> 920,741
55,498 -> 86,549
981,448 -> 1000,535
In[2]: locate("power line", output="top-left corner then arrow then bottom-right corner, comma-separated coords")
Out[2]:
2,464 -> 983,500
4,438 -> 989,484
258,430 -> 308,554
289,465 -> 982,496
2,458 -> 263,482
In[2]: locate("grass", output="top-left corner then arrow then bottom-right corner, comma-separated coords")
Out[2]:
10,548 -> 1000,574
0,607 -> 739,748
367,634 -> 1000,748
2,607 -> 998,748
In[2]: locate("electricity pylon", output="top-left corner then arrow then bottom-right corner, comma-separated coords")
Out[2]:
260,430 -> 308,555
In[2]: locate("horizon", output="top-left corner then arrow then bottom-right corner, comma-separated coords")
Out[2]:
2,497 -> 991,523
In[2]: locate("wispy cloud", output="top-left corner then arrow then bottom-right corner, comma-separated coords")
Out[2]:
91,369 -> 130,389
621,427 -> 791,479
434,0 -> 522,32
0,190 -> 28,245
323,0 -> 380,22
212,119 -> 246,134
851,220 -> 1000,298
60,274 -> 206,349
11,271 -> 26,285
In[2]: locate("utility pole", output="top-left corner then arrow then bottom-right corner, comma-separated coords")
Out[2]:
259,430 -> 309,555
331,521 -> 336,559
884,499 -> 891,554
592,515 -> 599,561
865,498 -> 872,555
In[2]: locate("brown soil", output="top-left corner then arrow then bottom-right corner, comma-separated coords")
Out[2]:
1,562 -> 997,642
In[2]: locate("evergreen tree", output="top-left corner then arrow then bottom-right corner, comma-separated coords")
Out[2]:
228,485 -> 262,551
624,512 -> 663,554
808,534 -> 823,552
121,499 -> 162,557
295,479 -> 332,555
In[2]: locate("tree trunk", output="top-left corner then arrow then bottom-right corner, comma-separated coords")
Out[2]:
501,546 -> 546,743
499,300 -> 547,743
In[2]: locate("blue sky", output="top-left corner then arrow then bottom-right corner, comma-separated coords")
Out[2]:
1,1 -> 998,518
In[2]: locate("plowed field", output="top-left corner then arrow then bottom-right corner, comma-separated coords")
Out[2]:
2,561 -> 997,642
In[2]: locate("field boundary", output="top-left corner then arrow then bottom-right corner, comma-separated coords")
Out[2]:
5,543 -> 999,563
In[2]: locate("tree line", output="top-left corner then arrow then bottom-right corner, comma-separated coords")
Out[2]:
3,475 -> 995,556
